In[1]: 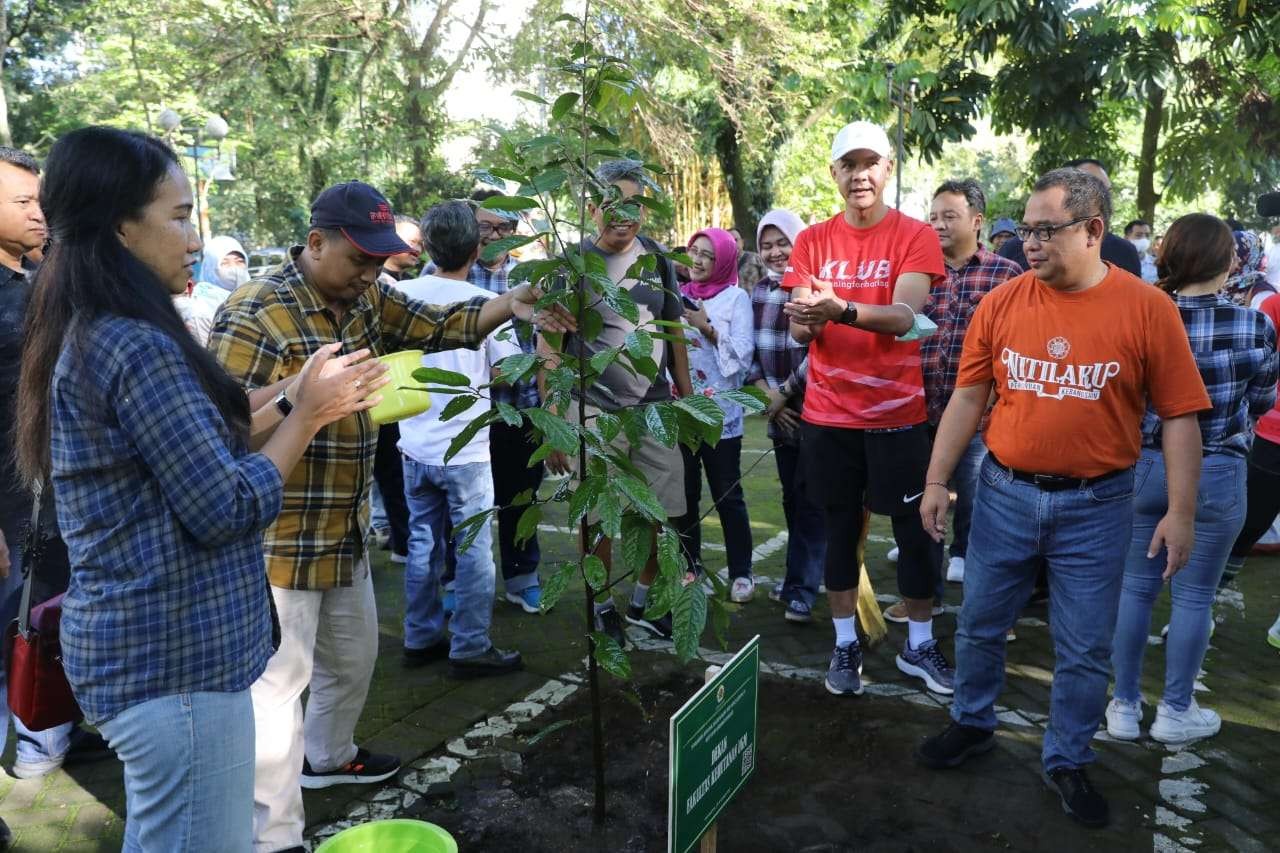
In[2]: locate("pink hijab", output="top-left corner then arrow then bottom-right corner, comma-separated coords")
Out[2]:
682,227 -> 739,300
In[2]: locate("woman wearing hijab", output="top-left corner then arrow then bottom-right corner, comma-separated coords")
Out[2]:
674,227 -> 757,602
1224,231 -> 1275,310
746,210 -> 827,622
173,235 -> 249,344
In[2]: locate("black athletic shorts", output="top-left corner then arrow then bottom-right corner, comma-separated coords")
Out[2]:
800,422 -> 932,517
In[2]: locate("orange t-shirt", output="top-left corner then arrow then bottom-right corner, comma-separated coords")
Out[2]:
781,209 -> 946,429
956,265 -> 1211,477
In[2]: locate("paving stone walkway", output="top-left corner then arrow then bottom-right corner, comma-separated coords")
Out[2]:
1,420 -> 1277,851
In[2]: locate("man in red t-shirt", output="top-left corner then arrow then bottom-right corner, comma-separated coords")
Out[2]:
781,121 -> 949,698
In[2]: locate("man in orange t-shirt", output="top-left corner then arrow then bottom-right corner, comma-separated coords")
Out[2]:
914,168 -> 1210,829
781,120 -> 948,700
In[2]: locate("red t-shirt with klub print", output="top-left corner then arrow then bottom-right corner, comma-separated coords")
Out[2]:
957,264 -> 1211,478
781,209 -> 946,429
1254,294 -> 1280,445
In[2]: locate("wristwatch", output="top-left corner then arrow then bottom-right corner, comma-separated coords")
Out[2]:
273,389 -> 294,417
839,301 -> 858,326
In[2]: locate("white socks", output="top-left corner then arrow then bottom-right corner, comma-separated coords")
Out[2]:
833,615 -> 858,647
908,618 -> 934,650
631,582 -> 649,609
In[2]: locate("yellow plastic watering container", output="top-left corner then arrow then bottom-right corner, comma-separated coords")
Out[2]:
314,819 -> 458,853
367,350 -> 431,425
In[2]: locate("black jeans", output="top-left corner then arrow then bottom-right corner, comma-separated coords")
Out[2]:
676,437 -> 753,579
774,440 -> 827,606
1229,435 -> 1280,562
490,422 -> 545,584
373,424 -> 409,556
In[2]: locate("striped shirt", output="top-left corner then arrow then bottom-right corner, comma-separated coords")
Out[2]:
746,274 -> 809,441
210,247 -> 487,589
51,316 -> 282,723
921,246 -> 1021,425
1142,292 -> 1278,457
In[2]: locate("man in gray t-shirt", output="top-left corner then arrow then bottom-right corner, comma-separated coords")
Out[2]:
541,160 -> 693,645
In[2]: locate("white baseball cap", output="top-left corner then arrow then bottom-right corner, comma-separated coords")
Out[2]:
830,121 -> 892,164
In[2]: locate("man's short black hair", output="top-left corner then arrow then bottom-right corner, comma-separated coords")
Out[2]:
1064,157 -> 1107,172
470,188 -> 503,202
1224,217 -> 1245,232
0,147 -> 40,175
1033,168 -> 1113,231
1123,219 -> 1149,236
933,178 -> 986,214
421,200 -> 480,273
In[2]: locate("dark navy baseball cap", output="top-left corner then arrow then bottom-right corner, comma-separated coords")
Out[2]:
310,181 -> 412,257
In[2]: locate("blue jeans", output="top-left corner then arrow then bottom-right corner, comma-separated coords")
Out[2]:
402,458 -> 496,659
0,542 -> 74,764
98,690 -> 254,852
1112,449 -> 1245,711
774,441 -> 826,606
951,455 -> 1135,772
950,433 -> 988,559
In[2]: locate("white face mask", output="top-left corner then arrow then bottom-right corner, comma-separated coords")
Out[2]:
1130,237 -> 1151,254
216,263 -> 250,291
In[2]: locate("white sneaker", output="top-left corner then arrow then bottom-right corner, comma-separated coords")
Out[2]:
1267,612 -> 1280,650
886,546 -> 899,563
1104,697 -> 1142,740
946,556 -> 965,583
1149,699 -> 1221,744
730,577 -> 754,603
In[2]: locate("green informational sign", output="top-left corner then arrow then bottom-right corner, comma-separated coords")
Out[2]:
668,635 -> 760,853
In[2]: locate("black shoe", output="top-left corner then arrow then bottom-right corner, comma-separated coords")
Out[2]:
625,603 -> 673,640
402,640 -> 449,668
1045,767 -> 1109,828
594,602 -> 630,648
448,646 -> 523,679
300,747 -> 400,789
65,726 -> 114,766
0,816 -> 11,849
916,721 -> 996,769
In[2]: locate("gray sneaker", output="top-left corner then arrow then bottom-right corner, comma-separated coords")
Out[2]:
824,642 -> 864,696
896,638 -> 955,695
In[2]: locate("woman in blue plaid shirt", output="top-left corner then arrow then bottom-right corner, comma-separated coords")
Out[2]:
14,127 -> 388,852
1108,214 -> 1278,745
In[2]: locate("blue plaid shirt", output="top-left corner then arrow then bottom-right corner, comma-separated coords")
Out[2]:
427,255 -> 539,408
50,316 -> 283,723
1142,292 -> 1278,457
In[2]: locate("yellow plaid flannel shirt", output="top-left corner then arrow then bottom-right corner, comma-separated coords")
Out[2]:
209,247 -> 486,590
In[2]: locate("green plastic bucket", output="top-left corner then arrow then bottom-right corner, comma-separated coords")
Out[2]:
367,350 -> 431,425
314,819 -> 458,853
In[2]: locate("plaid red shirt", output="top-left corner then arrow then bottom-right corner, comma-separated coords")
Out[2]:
921,246 -> 1021,424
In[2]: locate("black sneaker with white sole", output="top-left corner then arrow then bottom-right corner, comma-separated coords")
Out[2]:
626,604 -> 673,640
300,747 -> 400,789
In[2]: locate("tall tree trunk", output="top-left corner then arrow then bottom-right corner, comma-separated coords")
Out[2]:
1136,84 -> 1165,225
0,4 -> 12,147
714,120 -> 757,248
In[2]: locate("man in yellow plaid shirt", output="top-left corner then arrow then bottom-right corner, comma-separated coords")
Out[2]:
210,181 -> 572,853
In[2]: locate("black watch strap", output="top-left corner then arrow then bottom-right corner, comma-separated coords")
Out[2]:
840,301 -> 858,326
274,389 -> 294,417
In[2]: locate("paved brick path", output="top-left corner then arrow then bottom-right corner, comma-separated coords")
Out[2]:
2,420 -> 1277,851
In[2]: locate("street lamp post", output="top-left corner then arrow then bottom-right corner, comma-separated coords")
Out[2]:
157,109 -> 231,242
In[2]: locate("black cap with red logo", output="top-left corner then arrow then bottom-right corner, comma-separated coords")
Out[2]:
310,181 -> 412,257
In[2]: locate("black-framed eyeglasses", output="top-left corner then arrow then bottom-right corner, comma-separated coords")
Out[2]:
478,222 -> 518,237
1015,215 -> 1097,243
